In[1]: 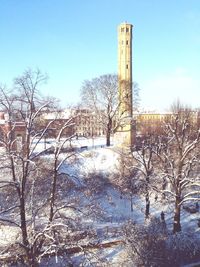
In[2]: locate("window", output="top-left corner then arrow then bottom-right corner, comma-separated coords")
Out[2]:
126,40 -> 129,45
121,27 -> 124,32
126,27 -> 129,33
121,40 -> 124,45
126,64 -> 129,69
16,134 -> 22,151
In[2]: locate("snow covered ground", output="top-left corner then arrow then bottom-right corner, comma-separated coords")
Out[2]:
32,136 -> 110,153
0,136 -> 199,266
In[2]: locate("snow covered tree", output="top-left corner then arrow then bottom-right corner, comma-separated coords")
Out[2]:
123,218 -> 200,266
115,150 -> 138,212
123,217 -> 167,266
132,135 -> 158,218
48,119 -> 76,223
0,69 -> 77,266
155,106 -> 200,233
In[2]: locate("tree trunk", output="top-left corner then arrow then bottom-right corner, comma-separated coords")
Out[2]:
49,158 -> 58,222
130,193 -> 133,212
173,164 -> 182,233
145,178 -> 150,218
106,118 -> 112,146
106,131 -> 110,146
145,192 -> 150,218
27,253 -> 39,267
173,195 -> 181,233
20,195 -> 39,267
162,176 -> 167,199
20,195 -> 29,247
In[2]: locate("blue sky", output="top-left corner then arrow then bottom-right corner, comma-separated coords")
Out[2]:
0,0 -> 200,111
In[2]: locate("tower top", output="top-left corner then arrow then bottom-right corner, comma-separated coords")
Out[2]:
118,22 -> 133,33
119,22 -> 133,27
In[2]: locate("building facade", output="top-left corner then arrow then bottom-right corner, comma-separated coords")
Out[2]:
135,112 -> 172,136
41,109 -> 105,138
73,109 -> 105,137
0,112 -> 26,152
135,110 -> 200,137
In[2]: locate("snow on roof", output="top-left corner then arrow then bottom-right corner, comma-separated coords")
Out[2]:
43,109 -> 73,120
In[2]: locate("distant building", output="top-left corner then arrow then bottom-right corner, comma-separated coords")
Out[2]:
135,110 -> 200,137
135,112 -> 172,136
73,109 -> 105,137
41,110 -> 74,138
0,112 -> 26,152
41,109 -> 105,138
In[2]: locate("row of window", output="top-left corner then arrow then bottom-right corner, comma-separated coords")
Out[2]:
121,27 -> 130,33
75,126 -> 103,131
121,40 -> 129,45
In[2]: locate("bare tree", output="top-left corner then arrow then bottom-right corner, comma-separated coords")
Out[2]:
0,69 -> 107,266
48,118 -> 76,223
81,74 -> 119,146
114,133 -> 158,217
0,70 -> 50,265
114,150 -> 138,213
81,74 -> 140,146
0,69 -> 78,266
155,105 -> 200,233
132,135 -> 158,218
123,218 -> 167,267
123,217 -> 200,266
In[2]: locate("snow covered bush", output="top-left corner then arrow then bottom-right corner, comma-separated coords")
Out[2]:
123,216 -> 200,266
123,217 -> 168,266
165,232 -> 200,266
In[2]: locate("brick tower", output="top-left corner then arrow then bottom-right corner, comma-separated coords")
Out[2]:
115,22 -> 134,147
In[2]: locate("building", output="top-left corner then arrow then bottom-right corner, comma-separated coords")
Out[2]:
0,112 -> 26,152
114,22 -> 135,147
40,110 -> 74,138
73,109 -> 105,137
135,110 -> 200,137
41,109 -> 105,138
135,112 -> 172,136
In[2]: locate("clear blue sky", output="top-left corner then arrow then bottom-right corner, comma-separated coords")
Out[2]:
1,0 -> 200,111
